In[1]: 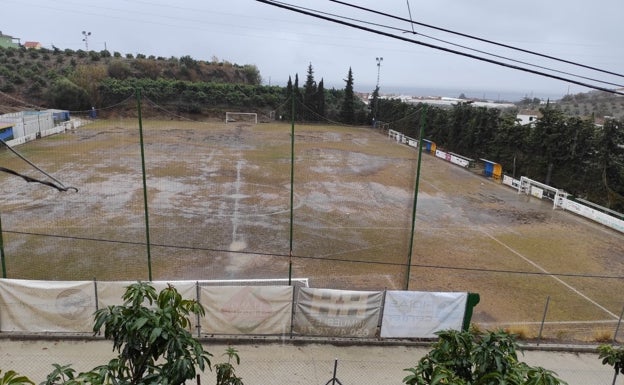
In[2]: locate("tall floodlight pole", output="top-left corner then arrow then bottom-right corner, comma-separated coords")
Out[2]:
375,57 -> 383,88
82,31 -> 91,51
374,57 -> 383,124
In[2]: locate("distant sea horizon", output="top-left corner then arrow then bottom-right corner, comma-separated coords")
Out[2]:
354,84 -> 567,103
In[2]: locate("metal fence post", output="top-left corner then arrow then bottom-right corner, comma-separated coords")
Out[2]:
537,295 -> 550,346
0,213 -> 6,278
196,281 -> 201,338
93,277 -> 99,312
614,304 -> 624,343
136,88 -> 152,281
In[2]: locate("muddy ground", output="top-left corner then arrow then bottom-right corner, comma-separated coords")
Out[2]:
0,120 -> 622,340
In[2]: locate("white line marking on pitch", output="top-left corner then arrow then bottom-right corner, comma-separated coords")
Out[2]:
229,159 -> 248,251
481,230 -> 618,319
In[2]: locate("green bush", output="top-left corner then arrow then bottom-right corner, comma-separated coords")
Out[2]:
46,77 -> 90,111
403,329 -> 567,385
598,344 -> 624,385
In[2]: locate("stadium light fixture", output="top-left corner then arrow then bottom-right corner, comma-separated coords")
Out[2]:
82,31 -> 91,51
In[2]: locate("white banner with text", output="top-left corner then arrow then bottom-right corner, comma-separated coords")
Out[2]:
0,279 -> 95,333
293,288 -> 383,337
380,291 -> 467,338
200,285 -> 293,335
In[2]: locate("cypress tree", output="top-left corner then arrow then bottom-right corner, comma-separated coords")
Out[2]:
340,67 -> 355,124
284,75 -> 293,121
303,63 -> 317,120
293,73 -> 302,121
370,85 -> 380,126
316,78 -> 326,119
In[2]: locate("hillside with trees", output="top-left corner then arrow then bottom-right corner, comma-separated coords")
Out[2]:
0,46 -> 262,113
516,90 -> 624,120
0,44 -> 622,211
0,46 -> 371,123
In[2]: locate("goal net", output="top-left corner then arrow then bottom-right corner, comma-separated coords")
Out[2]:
225,112 -> 258,124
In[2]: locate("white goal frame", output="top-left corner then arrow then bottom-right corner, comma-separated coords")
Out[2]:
225,112 -> 258,124
518,176 -> 568,209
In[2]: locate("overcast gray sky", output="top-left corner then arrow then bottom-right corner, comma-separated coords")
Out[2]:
3,0 -> 623,101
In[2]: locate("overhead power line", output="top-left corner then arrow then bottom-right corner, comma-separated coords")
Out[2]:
277,2 -> 624,90
329,0 -> 624,80
256,0 -> 624,96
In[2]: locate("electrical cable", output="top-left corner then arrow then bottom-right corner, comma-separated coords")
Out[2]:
256,0 -> 624,96
142,96 -> 199,122
0,138 -> 78,192
5,228 -> 623,280
0,167 -> 77,192
0,90 -> 42,110
328,0 -> 624,80
293,96 -> 353,126
278,2 -> 624,89
90,94 -> 137,112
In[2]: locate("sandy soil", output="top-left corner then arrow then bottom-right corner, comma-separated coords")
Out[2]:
0,338 -> 618,385
0,120 -> 622,340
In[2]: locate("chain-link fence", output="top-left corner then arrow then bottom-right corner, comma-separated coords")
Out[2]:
1,94 -> 623,344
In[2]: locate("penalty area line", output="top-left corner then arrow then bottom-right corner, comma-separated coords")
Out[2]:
481,230 -> 618,320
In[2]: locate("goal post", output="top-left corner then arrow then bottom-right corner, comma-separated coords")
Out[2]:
225,112 -> 258,124
518,176 -> 568,209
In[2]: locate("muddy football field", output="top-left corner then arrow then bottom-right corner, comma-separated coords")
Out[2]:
0,119 -> 622,338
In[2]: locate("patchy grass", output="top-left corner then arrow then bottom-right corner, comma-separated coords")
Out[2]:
1,119 -> 623,341
505,325 -> 535,340
592,329 -> 613,343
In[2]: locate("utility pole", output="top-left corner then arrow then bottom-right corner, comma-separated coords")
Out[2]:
82,31 -> 91,51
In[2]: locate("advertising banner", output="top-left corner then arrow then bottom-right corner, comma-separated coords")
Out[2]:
562,199 -> 624,233
530,186 -> 544,199
96,280 -> 197,308
380,291 -> 467,338
0,279 -> 95,332
293,288 -> 383,338
502,175 -> 520,188
450,154 -> 470,168
200,285 -> 293,335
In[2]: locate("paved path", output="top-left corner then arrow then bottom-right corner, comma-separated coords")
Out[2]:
0,338 -> 621,385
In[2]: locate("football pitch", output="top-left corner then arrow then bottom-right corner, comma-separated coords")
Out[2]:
0,119 -> 622,338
